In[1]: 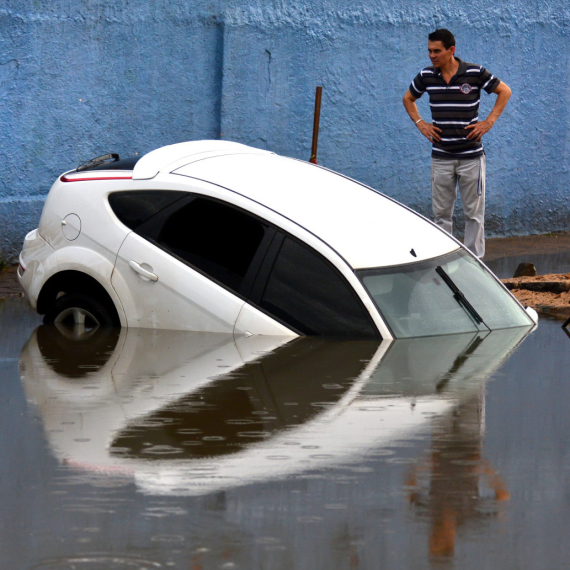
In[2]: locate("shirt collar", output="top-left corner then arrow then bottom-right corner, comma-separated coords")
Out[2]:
433,57 -> 466,79
455,57 -> 467,75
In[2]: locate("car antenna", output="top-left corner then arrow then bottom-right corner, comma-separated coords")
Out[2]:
309,86 -> 323,164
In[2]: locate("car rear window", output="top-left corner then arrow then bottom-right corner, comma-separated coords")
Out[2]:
156,198 -> 268,293
87,156 -> 141,171
109,191 -> 185,230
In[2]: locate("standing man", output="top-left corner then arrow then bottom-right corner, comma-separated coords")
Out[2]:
403,29 -> 511,258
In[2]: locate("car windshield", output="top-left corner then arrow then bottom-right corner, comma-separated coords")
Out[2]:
358,249 -> 533,338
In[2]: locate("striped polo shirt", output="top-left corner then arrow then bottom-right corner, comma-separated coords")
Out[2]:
409,57 -> 500,159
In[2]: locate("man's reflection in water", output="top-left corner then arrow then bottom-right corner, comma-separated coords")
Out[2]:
406,389 -> 509,559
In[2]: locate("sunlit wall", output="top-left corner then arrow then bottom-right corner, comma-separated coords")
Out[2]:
1,1 -> 568,260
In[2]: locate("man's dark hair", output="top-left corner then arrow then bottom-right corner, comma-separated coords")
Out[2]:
428,29 -> 455,50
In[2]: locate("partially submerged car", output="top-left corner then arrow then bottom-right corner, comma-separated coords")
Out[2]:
18,140 -> 537,339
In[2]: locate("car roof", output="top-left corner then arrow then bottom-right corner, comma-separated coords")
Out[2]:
68,140 -> 458,269
132,140 -> 272,180
172,151 -> 458,269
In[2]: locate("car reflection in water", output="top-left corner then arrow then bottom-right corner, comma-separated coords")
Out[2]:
19,323 -> 530,556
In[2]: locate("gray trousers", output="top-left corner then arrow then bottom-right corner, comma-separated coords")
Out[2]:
431,154 -> 486,258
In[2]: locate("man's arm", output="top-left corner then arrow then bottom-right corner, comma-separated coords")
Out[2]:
465,81 -> 512,141
402,90 -> 441,143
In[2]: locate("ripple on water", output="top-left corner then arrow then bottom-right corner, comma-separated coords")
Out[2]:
237,431 -> 270,438
255,537 -> 281,545
143,506 -> 188,518
385,457 -> 417,464
142,445 -> 183,455
30,555 -> 162,569
296,516 -> 324,523
150,534 -> 185,543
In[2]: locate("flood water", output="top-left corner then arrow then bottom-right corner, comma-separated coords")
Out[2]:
486,250 -> 570,278
2,297 -> 570,569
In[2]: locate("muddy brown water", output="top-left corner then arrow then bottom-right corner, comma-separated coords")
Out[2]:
2,297 -> 570,569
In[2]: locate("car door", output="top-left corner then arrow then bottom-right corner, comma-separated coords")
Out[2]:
111,192 -> 279,332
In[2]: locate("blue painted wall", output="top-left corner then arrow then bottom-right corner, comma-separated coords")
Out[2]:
1,1 -> 569,261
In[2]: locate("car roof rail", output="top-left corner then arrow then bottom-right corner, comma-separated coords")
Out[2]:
76,153 -> 120,172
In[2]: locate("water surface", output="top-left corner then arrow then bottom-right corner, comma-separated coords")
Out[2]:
2,298 -> 570,569
485,250 -> 570,278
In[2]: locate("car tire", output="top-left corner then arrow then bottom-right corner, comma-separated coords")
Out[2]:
43,293 -> 117,333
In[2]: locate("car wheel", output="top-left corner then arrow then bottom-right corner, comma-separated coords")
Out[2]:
43,293 -> 117,337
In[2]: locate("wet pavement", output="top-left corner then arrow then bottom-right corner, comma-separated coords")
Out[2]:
1,295 -> 570,569
0,266 -> 24,298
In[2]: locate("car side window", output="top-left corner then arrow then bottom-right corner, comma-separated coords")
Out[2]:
257,236 -> 379,338
148,197 -> 270,294
108,191 -> 184,230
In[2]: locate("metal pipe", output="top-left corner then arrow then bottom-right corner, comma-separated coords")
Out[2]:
310,86 -> 323,164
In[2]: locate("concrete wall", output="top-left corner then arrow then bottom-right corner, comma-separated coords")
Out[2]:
1,1 -> 569,261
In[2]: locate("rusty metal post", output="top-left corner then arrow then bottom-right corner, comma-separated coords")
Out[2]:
309,86 -> 322,164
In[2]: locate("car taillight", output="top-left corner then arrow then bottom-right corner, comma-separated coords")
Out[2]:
60,174 -> 133,182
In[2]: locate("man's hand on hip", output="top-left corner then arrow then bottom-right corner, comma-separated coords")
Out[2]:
418,122 -> 442,143
465,119 -> 493,141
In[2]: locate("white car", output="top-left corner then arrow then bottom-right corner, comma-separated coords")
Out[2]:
18,140 -> 536,339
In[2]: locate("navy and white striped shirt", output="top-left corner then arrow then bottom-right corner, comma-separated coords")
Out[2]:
409,58 -> 500,159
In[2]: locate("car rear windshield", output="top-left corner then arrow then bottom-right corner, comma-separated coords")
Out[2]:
357,249 -> 533,338
84,156 -> 140,171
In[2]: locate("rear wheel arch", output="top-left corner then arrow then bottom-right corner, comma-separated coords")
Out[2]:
37,270 -> 121,326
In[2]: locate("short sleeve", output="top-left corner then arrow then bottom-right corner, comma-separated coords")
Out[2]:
409,72 -> 426,99
479,67 -> 500,94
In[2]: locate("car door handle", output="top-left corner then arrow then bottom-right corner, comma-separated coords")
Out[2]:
129,260 -> 159,282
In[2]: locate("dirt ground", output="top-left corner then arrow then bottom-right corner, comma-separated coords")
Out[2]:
3,231 -> 570,319
501,272 -> 570,319
0,266 -> 23,299
482,232 -> 570,319
509,289 -> 570,318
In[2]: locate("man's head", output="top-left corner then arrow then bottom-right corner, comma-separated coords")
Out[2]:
427,29 -> 456,68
